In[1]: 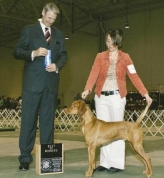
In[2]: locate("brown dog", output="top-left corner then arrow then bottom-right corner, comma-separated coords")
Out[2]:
64,100 -> 152,178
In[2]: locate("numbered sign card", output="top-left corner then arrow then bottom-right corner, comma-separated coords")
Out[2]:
36,143 -> 64,175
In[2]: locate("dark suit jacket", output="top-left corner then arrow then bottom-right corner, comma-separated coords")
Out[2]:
13,22 -> 67,93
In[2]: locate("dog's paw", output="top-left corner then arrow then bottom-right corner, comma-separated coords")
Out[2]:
143,170 -> 153,178
85,170 -> 92,177
146,175 -> 152,178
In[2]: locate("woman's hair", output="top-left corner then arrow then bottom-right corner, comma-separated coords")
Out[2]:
106,28 -> 123,48
43,2 -> 60,15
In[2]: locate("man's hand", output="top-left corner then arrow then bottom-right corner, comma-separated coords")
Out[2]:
46,63 -> 58,72
33,47 -> 48,57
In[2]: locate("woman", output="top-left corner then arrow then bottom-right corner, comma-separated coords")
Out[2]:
81,28 -> 152,173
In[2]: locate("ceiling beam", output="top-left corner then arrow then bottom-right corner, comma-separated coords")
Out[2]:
59,4 -> 72,28
30,0 -> 40,19
6,0 -> 18,15
0,13 -> 36,23
0,3 -> 5,13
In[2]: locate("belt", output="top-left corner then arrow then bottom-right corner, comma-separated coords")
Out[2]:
101,90 -> 119,96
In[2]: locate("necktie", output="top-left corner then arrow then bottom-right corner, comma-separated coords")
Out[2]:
45,27 -> 50,45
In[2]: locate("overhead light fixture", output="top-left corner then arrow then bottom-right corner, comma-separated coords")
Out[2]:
65,34 -> 69,40
125,2 -> 130,29
111,0 -> 120,3
125,22 -> 129,29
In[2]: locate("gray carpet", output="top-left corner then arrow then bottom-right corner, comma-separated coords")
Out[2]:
0,130 -> 163,178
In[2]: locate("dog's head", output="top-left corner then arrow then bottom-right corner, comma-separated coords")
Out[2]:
64,100 -> 87,116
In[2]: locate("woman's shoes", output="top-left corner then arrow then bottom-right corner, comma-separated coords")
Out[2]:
94,166 -> 123,173
94,166 -> 107,172
107,167 -> 123,173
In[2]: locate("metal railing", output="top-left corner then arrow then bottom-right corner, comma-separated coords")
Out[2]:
0,109 -> 164,137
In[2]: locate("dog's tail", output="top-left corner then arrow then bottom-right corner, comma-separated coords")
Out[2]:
136,105 -> 149,124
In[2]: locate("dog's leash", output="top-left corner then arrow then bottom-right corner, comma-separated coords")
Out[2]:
74,93 -> 86,102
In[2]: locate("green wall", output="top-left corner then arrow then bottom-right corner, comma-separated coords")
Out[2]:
0,8 -> 164,106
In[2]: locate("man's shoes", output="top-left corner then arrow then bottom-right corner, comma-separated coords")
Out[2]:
107,167 -> 123,173
94,166 -> 107,172
19,162 -> 29,171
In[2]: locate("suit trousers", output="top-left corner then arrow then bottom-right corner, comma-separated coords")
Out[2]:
19,86 -> 57,163
94,94 -> 126,170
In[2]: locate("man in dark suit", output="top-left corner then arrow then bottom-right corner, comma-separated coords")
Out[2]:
13,2 -> 67,171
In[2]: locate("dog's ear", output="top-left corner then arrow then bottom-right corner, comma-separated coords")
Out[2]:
78,100 -> 87,116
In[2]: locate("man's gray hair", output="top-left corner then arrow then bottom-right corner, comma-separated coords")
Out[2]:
43,2 -> 60,14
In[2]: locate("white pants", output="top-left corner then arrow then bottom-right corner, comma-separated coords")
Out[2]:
94,94 -> 126,170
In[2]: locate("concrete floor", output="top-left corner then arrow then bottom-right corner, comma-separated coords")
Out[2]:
0,129 -> 164,178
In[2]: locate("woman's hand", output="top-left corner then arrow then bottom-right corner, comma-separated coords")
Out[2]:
81,90 -> 90,99
144,94 -> 153,106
